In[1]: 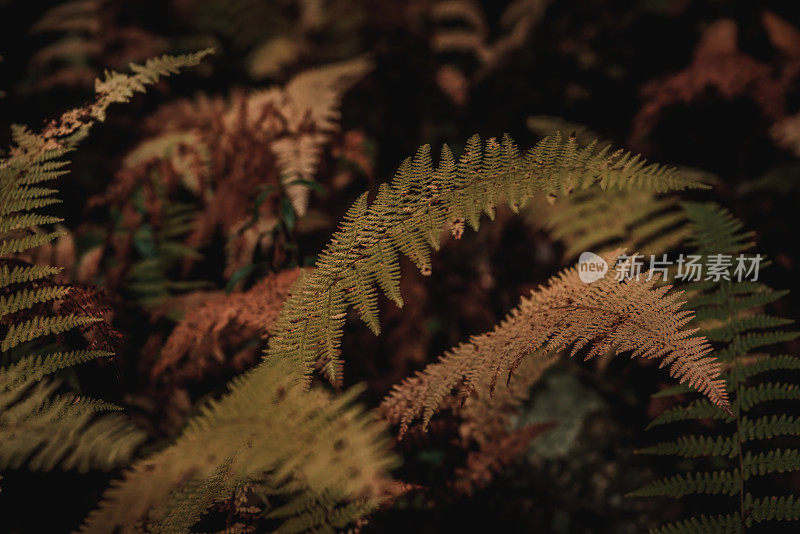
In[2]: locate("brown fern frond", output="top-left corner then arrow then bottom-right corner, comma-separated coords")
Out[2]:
97,58 -> 370,279
240,56 -> 373,215
55,284 -> 121,352
381,250 -> 730,435
632,18 -> 794,144
152,268 -> 301,380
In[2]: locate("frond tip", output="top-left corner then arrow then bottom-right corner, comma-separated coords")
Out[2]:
381,250 -> 730,435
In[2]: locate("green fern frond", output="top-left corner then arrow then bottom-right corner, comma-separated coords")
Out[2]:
630,471 -> 740,498
266,133 -> 707,386
647,399 -> 732,429
528,186 -> 691,260
740,414 -> 800,441
688,284 -> 784,313
635,201 -> 800,531
0,212 -> 62,233
0,371 -> 145,472
0,264 -> 62,287
738,382 -> 800,410
746,494 -> 800,525
0,349 -> 112,388
0,196 -> 62,217
78,358 -> 397,534
1,314 -> 101,351
682,201 -> 754,256
649,514 -> 741,534
0,285 -> 71,318
638,435 -> 736,458
0,230 -> 65,256
742,449 -> 800,479
702,316 -> 793,343
741,354 -> 800,378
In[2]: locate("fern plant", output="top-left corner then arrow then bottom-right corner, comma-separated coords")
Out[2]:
79,357 -> 398,534
78,130 -> 726,530
124,184 -> 208,308
265,133 -> 707,386
523,118 -> 704,260
0,50 -> 213,472
630,202 -> 800,532
381,249 -> 730,434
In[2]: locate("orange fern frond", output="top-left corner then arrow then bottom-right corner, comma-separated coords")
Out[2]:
152,268 -> 302,380
381,250 -> 730,435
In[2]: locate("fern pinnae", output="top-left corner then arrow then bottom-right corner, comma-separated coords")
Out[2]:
0,264 -> 62,287
633,202 -> 800,532
0,349 -> 113,388
78,358 -> 398,534
1,314 -> 101,352
381,249 -> 730,435
266,132 -> 707,387
0,285 -> 71,318
1,50 -> 212,475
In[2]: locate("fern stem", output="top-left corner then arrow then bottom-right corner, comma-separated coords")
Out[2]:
735,357 -> 746,532
725,280 -> 747,532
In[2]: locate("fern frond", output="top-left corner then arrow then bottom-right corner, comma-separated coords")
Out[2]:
0,370 -> 145,472
0,212 -> 62,233
521,121 -> 708,259
78,358 -> 397,533
0,230 -> 66,256
649,514 -> 741,534
266,133 -> 707,386
742,449 -> 800,479
528,186 -> 691,259
746,494 -> 800,525
741,354 -> 800,378
91,50 -> 214,121
0,285 -> 71,318
636,202 -> 800,530
1,314 -> 100,351
738,382 -> 800,410
269,57 -> 372,215
150,462 -> 237,534
0,349 -> 112,388
629,471 -> 740,498
638,435 -> 736,458
682,201 -> 754,256
646,399 -> 732,429
740,415 -> 800,441
0,264 -> 62,287
381,250 -> 729,434
702,316 -> 793,343
265,486 -> 378,534
713,331 -> 799,361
